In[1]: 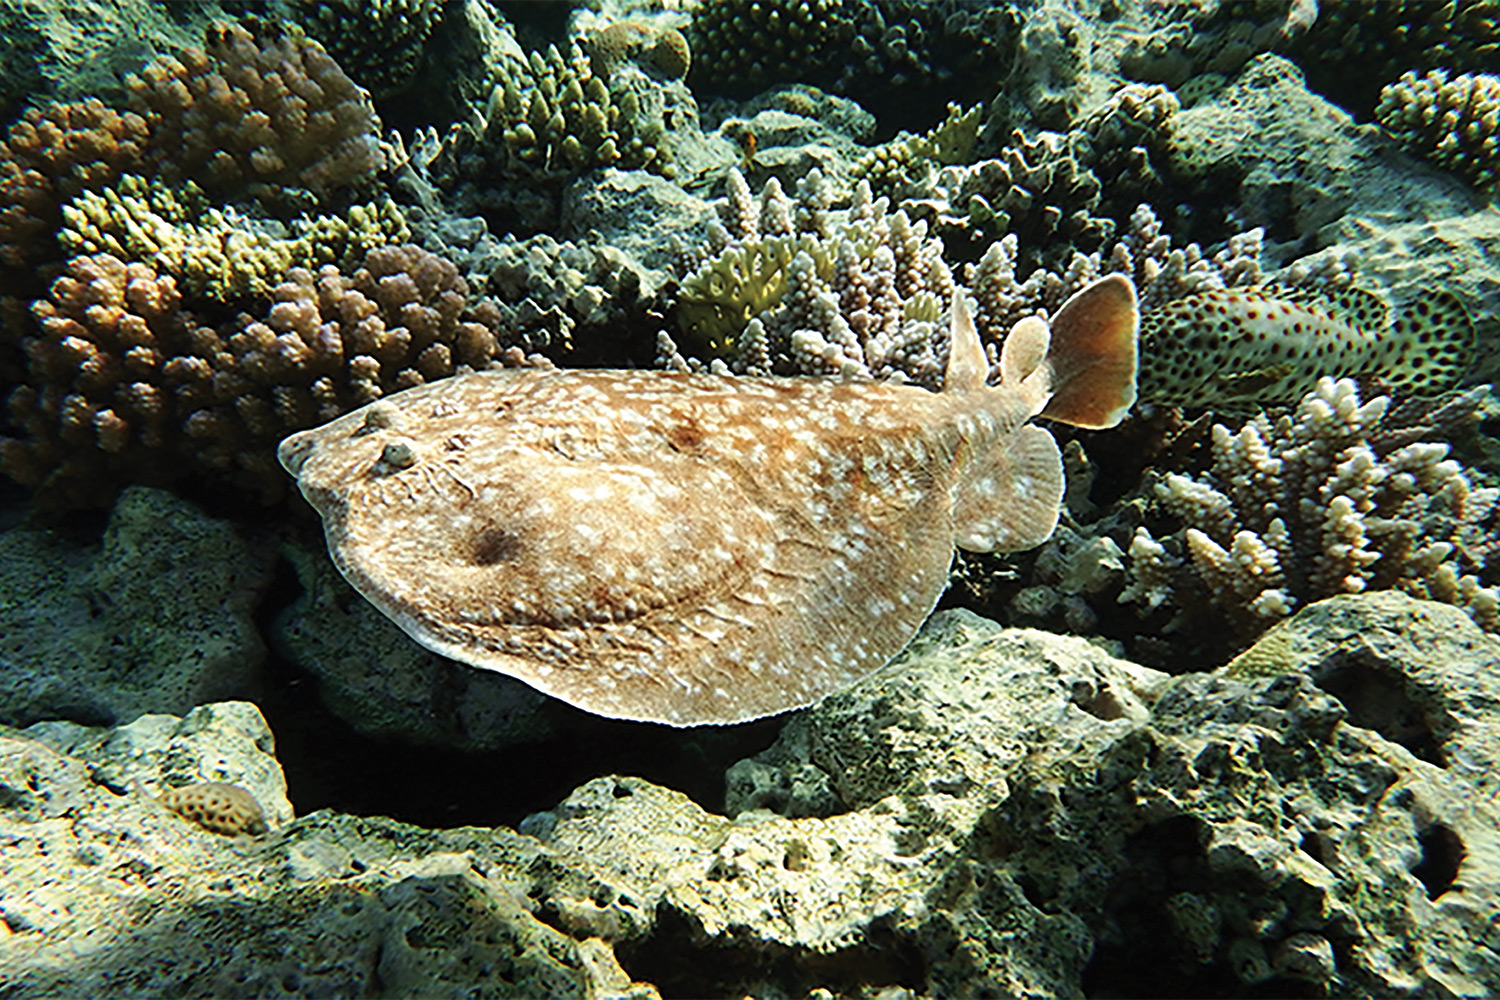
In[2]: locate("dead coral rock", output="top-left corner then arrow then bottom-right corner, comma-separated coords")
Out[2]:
1227,591 -> 1500,796
0,487 -> 273,728
272,535 -> 570,753
4,607 -> 1498,996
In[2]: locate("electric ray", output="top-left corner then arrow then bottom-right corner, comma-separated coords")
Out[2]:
279,276 -> 1139,726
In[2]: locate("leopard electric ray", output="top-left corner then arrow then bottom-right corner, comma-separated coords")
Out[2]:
279,276 -> 1138,726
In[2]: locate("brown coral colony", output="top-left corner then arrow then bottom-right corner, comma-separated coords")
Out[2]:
0,21 -> 511,505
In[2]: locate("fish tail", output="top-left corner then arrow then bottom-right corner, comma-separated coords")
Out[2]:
1380,291 -> 1475,395
1038,274 -> 1140,429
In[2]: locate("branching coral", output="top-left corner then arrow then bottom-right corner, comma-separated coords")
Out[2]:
2,245 -> 509,506
1121,377 -> 1499,638
58,175 -> 409,300
687,0 -> 1014,133
0,99 -> 150,272
661,167 -> 954,386
302,0 -> 446,99
1376,69 -> 1500,192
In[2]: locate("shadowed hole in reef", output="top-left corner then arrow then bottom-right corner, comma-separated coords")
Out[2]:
617,904 -> 923,1000
1315,657 -> 1445,766
1082,814 -> 1320,999
1411,824 -> 1465,900
253,555 -> 781,829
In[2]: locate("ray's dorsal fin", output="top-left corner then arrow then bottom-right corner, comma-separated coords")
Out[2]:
944,288 -> 990,392
1038,274 -> 1140,429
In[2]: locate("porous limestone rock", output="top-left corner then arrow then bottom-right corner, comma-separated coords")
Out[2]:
0,486 -> 272,728
3,602 -> 1497,997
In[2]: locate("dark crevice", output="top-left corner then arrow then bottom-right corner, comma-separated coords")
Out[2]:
1412,824 -> 1465,900
1315,659 -> 1445,766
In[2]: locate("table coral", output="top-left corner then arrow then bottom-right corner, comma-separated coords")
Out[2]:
2,244 -> 508,507
1376,69 -> 1500,192
1121,377 -> 1499,638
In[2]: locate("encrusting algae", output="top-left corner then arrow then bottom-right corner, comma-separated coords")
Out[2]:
280,277 -> 1139,726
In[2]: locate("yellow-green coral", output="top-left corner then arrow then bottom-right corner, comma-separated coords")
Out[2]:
488,43 -> 670,177
58,175 -> 408,300
676,234 -> 817,353
854,103 -> 981,198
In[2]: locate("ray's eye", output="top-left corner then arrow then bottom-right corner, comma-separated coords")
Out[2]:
469,527 -> 521,566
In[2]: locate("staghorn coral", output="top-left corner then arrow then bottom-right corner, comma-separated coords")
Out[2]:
2,244 -> 511,507
661,167 -> 955,386
125,19 -> 385,205
1121,377 -> 1499,640
1375,69 -> 1500,192
58,174 -> 409,301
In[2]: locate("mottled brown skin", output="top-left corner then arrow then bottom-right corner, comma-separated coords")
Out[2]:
280,278 -> 1139,726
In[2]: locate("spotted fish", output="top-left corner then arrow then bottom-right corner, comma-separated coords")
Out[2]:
278,276 -> 1139,726
1138,283 -> 1474,407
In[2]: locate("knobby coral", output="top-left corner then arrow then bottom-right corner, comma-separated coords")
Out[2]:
3,245 -> 509,506
125,19 -> 385,205
1376,68 -> 1500,191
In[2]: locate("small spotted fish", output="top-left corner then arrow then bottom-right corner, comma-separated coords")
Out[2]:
279,276 -> 1138,726
1138,283 -> 1474,407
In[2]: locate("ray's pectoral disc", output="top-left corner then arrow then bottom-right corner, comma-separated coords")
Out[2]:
279,277 -> 1141,727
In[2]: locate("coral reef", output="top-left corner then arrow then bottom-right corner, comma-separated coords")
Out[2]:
301,0 -> 446,99
1281,0 -> 1500,115
124,20 -> 385,205
687,0 -> 1015,134
1121,377 -> 1498,641
3,244 -> 509,505
0,486 -> 273,728
1376,69 -> 1500,192
661,167 -> 955,386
